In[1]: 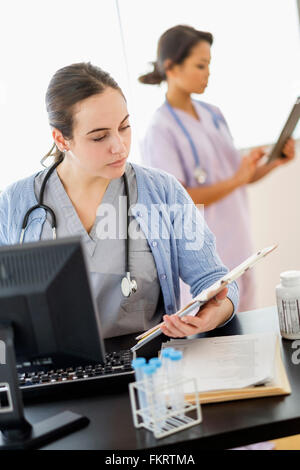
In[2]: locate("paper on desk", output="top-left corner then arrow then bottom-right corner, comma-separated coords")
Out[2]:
162,332 -> 277,393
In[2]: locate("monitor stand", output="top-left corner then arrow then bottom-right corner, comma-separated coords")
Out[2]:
0,324 -> 89,449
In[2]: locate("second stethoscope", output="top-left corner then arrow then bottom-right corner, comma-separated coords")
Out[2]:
20,156 -> 138,297
165,99 -> 229,185
165,100 -> 207,185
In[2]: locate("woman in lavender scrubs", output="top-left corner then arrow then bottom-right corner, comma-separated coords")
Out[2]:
139,25 -> 295,312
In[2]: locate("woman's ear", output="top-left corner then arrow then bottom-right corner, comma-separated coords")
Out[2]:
164,58 -> 176,78
52,128 -> 69,152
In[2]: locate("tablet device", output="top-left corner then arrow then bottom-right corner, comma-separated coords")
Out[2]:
132,244 -> 277,351
267,97 -> 300,163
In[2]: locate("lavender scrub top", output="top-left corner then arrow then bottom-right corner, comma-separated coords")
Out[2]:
141,100 -> 255,311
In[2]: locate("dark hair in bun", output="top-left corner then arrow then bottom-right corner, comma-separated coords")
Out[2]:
138,25 -> 213,85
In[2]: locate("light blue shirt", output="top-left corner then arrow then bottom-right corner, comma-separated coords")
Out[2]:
0,163 -> 239,322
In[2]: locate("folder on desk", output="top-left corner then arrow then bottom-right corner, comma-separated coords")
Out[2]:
162,333 -> 291,404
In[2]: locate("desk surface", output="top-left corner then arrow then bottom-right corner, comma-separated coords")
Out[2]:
24,306 -> 300,450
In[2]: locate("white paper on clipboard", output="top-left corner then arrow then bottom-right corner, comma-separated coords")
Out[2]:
132,244 -> 277,351
191,244 -> 278,304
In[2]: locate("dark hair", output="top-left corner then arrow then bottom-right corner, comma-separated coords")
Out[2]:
43,62 -> 123,163
138,25 -> 213,85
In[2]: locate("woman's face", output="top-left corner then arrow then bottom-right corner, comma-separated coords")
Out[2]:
55,87 -> 131,180
167,40 -> 211,94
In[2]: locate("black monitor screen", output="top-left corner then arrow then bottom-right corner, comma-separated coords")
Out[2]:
0,237 -> 105,368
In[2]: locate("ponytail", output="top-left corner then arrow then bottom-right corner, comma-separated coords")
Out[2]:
41,143 -> 64,167
138,62 -> 165,85
139,25 -> 213,87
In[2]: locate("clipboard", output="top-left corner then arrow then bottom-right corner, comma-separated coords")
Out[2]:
131,244 -> 277,352
267,97 -> 300,163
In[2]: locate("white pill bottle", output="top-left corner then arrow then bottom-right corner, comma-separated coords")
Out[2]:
276,271 -> 300,339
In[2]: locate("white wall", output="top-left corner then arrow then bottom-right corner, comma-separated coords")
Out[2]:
247,138 -> 300,308
0,0 -> 299,190
0,0 -> 128,189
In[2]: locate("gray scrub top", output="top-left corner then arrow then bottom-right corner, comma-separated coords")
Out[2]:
34,163 -> 162,338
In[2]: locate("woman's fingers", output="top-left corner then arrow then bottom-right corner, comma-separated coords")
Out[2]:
161,314 -> 198,337
206,286 -> 228,307
161,287 -> 230,338
250,147 -> 265,163
214,287 -> 228,302
281,138 -> 295,162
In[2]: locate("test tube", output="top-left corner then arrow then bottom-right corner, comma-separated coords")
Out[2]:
149,357 -> 167,430
160,347 -> 175,407
149,358 -> 163,400
131,357 -> 147,421
168,350 -> 185,417
160,347 -> 175,378
149,357 -> 162,370
142,364 -> 157,428
131,357 -> 146,382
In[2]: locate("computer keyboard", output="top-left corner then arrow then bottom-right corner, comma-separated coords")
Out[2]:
18,350 -> 134,400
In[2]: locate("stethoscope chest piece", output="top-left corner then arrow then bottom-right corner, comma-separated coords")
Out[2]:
194,166 -> 207,184
121,272 -> 138,297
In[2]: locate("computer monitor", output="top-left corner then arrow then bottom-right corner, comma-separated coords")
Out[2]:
0,236 -> 105,368
0,237 -> 106,449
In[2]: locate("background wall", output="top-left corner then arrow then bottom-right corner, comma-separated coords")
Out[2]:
0,0 -> 299,189
247,138 -> 300,309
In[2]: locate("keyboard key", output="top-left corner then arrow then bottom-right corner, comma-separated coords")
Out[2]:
41,376 -> 50,383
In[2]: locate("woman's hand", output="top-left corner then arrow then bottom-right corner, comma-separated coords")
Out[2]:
233,148 -> 265,187
272,138 -> 295,168
160,287 -> 233,338
249,138 -> 296,183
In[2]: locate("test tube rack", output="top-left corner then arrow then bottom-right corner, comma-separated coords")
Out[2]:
129,377 -> 202,439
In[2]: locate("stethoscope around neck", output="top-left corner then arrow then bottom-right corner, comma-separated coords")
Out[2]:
20,156 -> 138,298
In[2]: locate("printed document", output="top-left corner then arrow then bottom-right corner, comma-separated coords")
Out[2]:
163,333 -> 277,393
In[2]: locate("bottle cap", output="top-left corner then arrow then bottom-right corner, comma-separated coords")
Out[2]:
142,364 -> 156,376
161,347 -> 175,358
280,271 -> 300,287
149,358 -> 162,368
169,350 -> 183,361
131,357 -> 146,369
